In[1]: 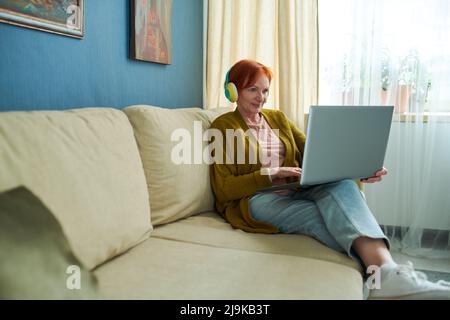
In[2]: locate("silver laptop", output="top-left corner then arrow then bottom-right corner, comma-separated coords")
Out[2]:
258,106 -> 394,192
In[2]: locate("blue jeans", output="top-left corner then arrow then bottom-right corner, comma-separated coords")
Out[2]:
249,179 -> 390,264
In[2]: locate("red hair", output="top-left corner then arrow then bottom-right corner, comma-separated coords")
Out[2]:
227,60 -> 273,91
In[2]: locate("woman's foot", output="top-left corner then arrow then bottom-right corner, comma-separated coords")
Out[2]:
368,261 -> 450,300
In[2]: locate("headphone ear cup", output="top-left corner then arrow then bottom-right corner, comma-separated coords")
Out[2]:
226,82 -> 238,103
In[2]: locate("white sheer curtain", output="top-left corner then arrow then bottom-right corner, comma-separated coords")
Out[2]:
204,0 -> 318,130
319,0 -> 450,258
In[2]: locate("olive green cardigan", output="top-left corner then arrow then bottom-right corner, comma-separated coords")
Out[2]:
209,108 -> 306,233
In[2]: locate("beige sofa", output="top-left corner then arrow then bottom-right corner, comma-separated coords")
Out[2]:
0,105 -> 363,299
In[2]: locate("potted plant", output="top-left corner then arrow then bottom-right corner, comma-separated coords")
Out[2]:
396,49 -> 420,113
380,49 -> 391,105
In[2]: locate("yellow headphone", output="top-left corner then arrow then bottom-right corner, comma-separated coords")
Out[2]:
224,70 -> 238,103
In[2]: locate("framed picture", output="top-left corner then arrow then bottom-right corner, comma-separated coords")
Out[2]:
0,0 -> 84,39
131,0 -> 172,64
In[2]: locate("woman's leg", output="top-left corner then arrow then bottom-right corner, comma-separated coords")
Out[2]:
352,237 -> 395,267
295,179 -> 391,265
249,192 -> 346,254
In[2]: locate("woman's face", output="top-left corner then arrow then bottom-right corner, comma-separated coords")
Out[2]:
237,75 -> 270,116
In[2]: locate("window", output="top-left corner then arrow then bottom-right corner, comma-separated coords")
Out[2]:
318,0 -> 450,114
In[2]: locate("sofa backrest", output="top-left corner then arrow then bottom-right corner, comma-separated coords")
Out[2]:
0,108 -> 152,270
124,105 -> 230,226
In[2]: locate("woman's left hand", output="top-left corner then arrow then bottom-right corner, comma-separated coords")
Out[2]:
361,167 -> 388,184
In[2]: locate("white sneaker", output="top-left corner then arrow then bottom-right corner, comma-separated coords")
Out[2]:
369,261 -> 450,300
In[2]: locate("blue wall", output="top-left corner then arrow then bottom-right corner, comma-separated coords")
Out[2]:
0,0 -> 203,111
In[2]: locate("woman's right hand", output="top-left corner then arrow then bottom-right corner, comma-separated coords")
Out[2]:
270,167 -> 302,179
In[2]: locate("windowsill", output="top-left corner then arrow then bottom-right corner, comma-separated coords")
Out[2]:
304,112 -> 450,126
393,112 -> 450,123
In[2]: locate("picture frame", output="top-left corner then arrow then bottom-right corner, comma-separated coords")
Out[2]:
0,0 -> 84,39
130,0 -> 172,65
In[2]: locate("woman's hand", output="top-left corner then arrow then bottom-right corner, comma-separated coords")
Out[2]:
361,167 -> 388,184
270,167 -> 302,179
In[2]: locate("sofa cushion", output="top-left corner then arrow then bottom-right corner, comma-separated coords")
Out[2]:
0,108 -> 152,269
123,105 -> 228,226
94,237 -> 363,299
152,212 -> 362,271
201,106 -> 234,123
0,186 -> 98,299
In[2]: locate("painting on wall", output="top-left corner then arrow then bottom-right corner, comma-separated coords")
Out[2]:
0,0 -> 84,39
131,0 -> 172,65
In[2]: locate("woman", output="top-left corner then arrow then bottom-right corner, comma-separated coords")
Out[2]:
210,59 -> 450,300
